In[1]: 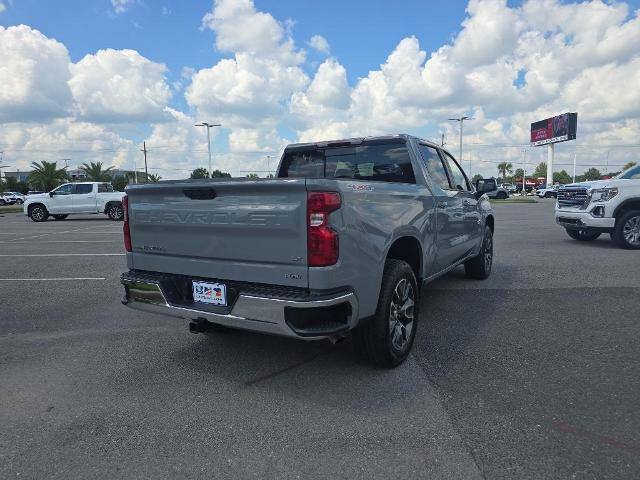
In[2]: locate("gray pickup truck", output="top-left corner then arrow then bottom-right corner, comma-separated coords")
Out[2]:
120,134 -> 495,367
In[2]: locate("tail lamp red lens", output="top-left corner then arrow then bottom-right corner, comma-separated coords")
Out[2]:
307,191 -> 340,267
122,195 -> 132,252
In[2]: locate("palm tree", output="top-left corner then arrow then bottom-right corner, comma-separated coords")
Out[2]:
147,173 -> 162,183
81,161 -> 115,182
622,161 -> 637,171
28,161 -> 69,191
497,162 -> 513,180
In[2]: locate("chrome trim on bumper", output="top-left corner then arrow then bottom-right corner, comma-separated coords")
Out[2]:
121,276 -> 359,340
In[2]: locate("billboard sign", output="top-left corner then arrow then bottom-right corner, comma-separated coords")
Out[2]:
530,112 -> 577,146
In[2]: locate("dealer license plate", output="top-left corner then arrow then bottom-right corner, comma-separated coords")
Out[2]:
192,281 -> 227,306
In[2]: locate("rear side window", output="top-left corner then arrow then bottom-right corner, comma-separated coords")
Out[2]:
418,144 -> 451,190
74,184 -> 93,194
98,183 -> 114,193
279,141 -> 415,184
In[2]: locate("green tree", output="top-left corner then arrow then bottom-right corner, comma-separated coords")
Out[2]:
533,162 -> 547,178
28,161 -> 68,191
112,175 -> 129,191
246,173 -> 260,179
471,174 -> 483,183
553,170 -> 572,184
80,161 -> 114,181
514,168 -> 524,179
147,173 -> 162,183
190,168 -> 209,179
211,169 -> 231,178
583,167 -> 602,181
497,162 -> 513,180
622,161 -> 637,171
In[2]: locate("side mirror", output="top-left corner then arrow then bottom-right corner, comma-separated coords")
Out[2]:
474,179 -> 497,198
49,191 -> 54,197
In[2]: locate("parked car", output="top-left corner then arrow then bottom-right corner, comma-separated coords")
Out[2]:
485,184 -> 510,199
500,183 -> 518,193
23,182 -> 125,222
0,191 -> 26,205
120,134 -> 496,367
555,164 -> 640,249
536,184 -> 560,198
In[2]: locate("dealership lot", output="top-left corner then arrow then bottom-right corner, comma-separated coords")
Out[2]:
1,202 -> 638,479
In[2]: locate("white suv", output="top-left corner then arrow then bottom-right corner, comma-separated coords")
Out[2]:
555,164 -> 640,249
0,191 -> 26,205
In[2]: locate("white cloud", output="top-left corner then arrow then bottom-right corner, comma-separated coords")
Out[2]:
111,0 -> 134,14
0,25 -> 74,122
69,49 -> 172,123
308,35 -> 330,55
0,2 -> 7,14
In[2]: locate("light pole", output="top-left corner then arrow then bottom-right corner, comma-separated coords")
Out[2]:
448,116 -> 473,164
195,122 -> 221,176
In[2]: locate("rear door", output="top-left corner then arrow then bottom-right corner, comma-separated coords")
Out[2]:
416,144 -> 465,270
72,183 -> 96,212
126,179 -> 309,288
439,150 -> 482,257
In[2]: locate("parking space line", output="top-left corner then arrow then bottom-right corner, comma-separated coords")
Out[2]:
0,240 -> 118,243
7,226 -> 108,242
0,253 -> 125,257
0,277 -> 106,281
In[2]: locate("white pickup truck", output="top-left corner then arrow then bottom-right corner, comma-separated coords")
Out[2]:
23,182 -> 125,222
555,164 -> 640,249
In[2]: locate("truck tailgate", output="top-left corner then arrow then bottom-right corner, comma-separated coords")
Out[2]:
126,179 -> 308,288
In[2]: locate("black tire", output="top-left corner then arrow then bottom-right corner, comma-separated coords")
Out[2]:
15,199 -> 24,205
0,199 -> 5,206
612,210 -> 640,250
497,191 -> 507,200
545,192 -> 552,198
352,259 -> 419,368
53,214 -> 68,220
464,226 -> 493,280
29,204 -> 49,222
565,228 -> 601,241
107,202 -> 124,221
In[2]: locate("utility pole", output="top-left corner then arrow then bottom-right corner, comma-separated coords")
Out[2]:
521,149 -> 527,194
441,132 -> 445,147
195,122 -> 222,176
266,155 -> 273,175
572,151 -> 577,183
141,142 -> 148,183
448,116 -> 473,163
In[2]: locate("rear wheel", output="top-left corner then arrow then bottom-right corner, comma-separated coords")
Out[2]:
15,198 -> 24,205
464,226 -> 493,279
107,202 -> 124,221
497,191 -> 507,199
53,214 -> 68,220
565,228 -> 601,241
545,192 -> 552,198
612,210 -> 640,249
29,204 -> 49,222
352,259 -> 419,368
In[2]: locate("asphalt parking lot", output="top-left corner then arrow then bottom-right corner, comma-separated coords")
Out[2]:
1,201 -> 638,479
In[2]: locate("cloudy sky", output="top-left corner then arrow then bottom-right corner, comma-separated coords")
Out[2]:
1,0 -> 639,179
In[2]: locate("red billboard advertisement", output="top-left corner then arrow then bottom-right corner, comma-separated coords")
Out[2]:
530,112 -> 577,146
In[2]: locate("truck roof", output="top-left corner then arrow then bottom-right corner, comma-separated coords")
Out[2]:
285,133 -> 442,151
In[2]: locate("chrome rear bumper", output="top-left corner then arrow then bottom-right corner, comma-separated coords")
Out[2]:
121,273 -> 359,340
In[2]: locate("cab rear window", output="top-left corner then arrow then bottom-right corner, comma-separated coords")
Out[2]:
279,140 -> 416,184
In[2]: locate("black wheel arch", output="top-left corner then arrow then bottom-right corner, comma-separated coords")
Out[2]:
28,202 -> 47,215
104,200 -> 122,214
613,199 -> 640,222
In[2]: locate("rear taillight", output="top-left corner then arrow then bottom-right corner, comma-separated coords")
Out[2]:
307,191 -> 340,267
122,195 -> 131,252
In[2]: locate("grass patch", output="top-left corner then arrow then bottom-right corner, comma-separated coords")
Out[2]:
490,197 -> 538,204
0,205 -> 24,213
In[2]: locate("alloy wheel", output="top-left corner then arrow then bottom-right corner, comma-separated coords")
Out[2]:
389,278 -> 415,352
623,215 -> 640,246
